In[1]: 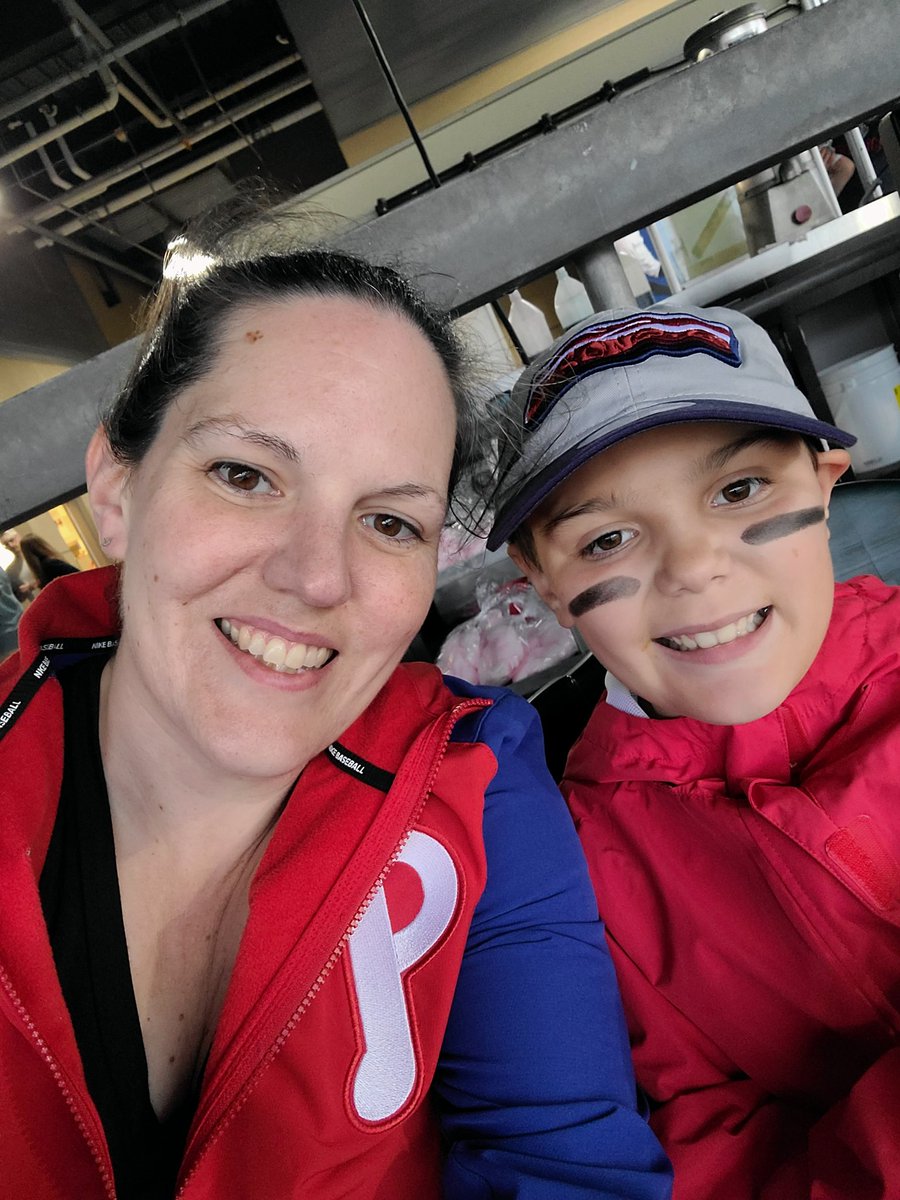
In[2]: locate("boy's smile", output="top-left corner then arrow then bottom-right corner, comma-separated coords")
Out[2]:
512,422 -> 849,725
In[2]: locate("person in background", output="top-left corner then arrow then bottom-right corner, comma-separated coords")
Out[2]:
0,527 -> 40,603
0,219 -> 670,1200
20,534 -> 80,588
487,303 -> 900,1199
0,565 -> 23,660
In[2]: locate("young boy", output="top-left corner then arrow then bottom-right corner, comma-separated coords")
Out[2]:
486,304 -> 900,1199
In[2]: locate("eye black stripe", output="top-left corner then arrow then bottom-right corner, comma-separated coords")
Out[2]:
569,576 -> 640,617
741,506 -> 824,545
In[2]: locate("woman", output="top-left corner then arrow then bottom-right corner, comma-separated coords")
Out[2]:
20,534 -> 81,588
0,230 -> 670,1199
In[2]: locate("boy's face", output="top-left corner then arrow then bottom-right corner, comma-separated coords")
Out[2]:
511,422 -> 850,725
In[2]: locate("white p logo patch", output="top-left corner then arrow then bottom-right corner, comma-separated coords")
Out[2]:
347,831 -> 458,1123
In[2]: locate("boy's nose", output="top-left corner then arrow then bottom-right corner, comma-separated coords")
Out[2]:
262,517 -> 353,609
655,528 -> 728,595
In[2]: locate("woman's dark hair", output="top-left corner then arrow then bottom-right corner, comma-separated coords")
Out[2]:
104,218 -> 482,497
20,535 -> 57,574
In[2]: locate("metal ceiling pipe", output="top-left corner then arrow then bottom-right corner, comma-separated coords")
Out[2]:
0,82 -> 118,169
57,0 -> 192,140
176,54 -> 301,120
41,104 -> 93,180
55,132 -> 92,181
48,101 -> 323,239
7,74 -> 313,232
114,54 -> 302,131
0,0 -> 233,126
24,121 -> 73,190
116,80 -> 172,130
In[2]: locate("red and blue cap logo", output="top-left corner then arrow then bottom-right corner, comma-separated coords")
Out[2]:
524,310 -> 742,430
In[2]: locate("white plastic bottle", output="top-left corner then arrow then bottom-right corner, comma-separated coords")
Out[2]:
507,289 -> 554,357
553,266 -> 593,329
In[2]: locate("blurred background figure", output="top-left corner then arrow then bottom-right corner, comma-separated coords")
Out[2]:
0,528 -> 40,604
20,535 -> 81,589
0,567 -> 23,661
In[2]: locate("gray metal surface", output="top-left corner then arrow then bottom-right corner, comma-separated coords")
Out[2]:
0,341 -> 133,526
1,0 -> 898,524
334,0 -> 899,312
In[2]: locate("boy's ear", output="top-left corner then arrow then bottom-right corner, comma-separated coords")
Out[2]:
85,429 -> 130,558
507,542 -> 572,627
816,447 -> 852,515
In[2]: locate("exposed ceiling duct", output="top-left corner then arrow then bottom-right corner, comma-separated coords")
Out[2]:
0,0 -> 345,355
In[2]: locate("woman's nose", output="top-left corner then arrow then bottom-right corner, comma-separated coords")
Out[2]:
655,527 -> 728,595
262,517 -> 353,609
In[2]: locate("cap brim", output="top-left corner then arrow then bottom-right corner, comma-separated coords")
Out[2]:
486,401 -> 854,550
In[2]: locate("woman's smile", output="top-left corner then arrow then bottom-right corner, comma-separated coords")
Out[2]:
217,617 -> 337,673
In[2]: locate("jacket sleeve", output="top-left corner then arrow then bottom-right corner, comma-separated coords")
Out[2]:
613,939 -> 900,1200
434,686 -> 672,1199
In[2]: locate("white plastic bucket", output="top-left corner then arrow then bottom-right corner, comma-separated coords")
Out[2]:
819,345 -> 900,474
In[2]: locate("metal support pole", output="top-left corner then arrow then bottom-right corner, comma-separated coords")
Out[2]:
349,0 -> 441,189
574,241 -> 636,311
843,125 -> 883,200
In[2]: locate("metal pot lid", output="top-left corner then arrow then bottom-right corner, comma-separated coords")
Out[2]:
684,4 -> 769,61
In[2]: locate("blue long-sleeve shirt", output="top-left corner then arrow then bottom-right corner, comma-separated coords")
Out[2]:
440,680 -> 672,1198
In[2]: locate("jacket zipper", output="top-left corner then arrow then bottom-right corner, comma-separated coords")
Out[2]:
176,696 -> 490,1196
0,961 -> 117,1199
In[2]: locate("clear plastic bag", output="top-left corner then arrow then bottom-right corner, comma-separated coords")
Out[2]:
436,577 -> 578,687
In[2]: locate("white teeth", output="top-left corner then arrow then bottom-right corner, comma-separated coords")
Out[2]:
218,620 -> 335,674
659,608 -> 768,653
261,637 -> 287,668
284,642 -> 308,670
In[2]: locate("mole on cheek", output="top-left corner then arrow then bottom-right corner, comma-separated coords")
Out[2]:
569,576 -> 640,618
741,506 -> 825,545
244,330 -> 263,343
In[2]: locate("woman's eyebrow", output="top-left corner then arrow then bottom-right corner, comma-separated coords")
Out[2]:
183,416 -> 300,463
376,483 -> 446,503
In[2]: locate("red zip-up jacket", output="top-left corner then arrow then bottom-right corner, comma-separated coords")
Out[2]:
0,567 -> 671,1199
565,576 -> 900,1199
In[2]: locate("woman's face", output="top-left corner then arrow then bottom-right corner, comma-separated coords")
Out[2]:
92,294 -> 457,785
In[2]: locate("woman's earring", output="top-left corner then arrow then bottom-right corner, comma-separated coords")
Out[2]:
101,536 -> 112,547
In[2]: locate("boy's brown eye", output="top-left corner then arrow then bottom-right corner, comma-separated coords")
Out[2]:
583,528 -> 636,558
722,479 -> 753,503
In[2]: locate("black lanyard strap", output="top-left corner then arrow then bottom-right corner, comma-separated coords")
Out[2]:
0,637 -> 119,744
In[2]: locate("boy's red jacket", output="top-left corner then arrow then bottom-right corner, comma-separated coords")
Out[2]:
0,567 -> 671,1198
565,575 -> 900,1199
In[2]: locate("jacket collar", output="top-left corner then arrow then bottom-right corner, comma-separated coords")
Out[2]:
574,578 -> 879,791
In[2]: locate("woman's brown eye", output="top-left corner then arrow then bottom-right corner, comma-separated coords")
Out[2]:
374,514 -> 402,537
363,513 -> 419,541
598,531 -> 623,550
223,464 -> 262,490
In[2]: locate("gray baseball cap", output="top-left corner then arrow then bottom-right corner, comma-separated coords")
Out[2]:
486,302 -> 854,550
